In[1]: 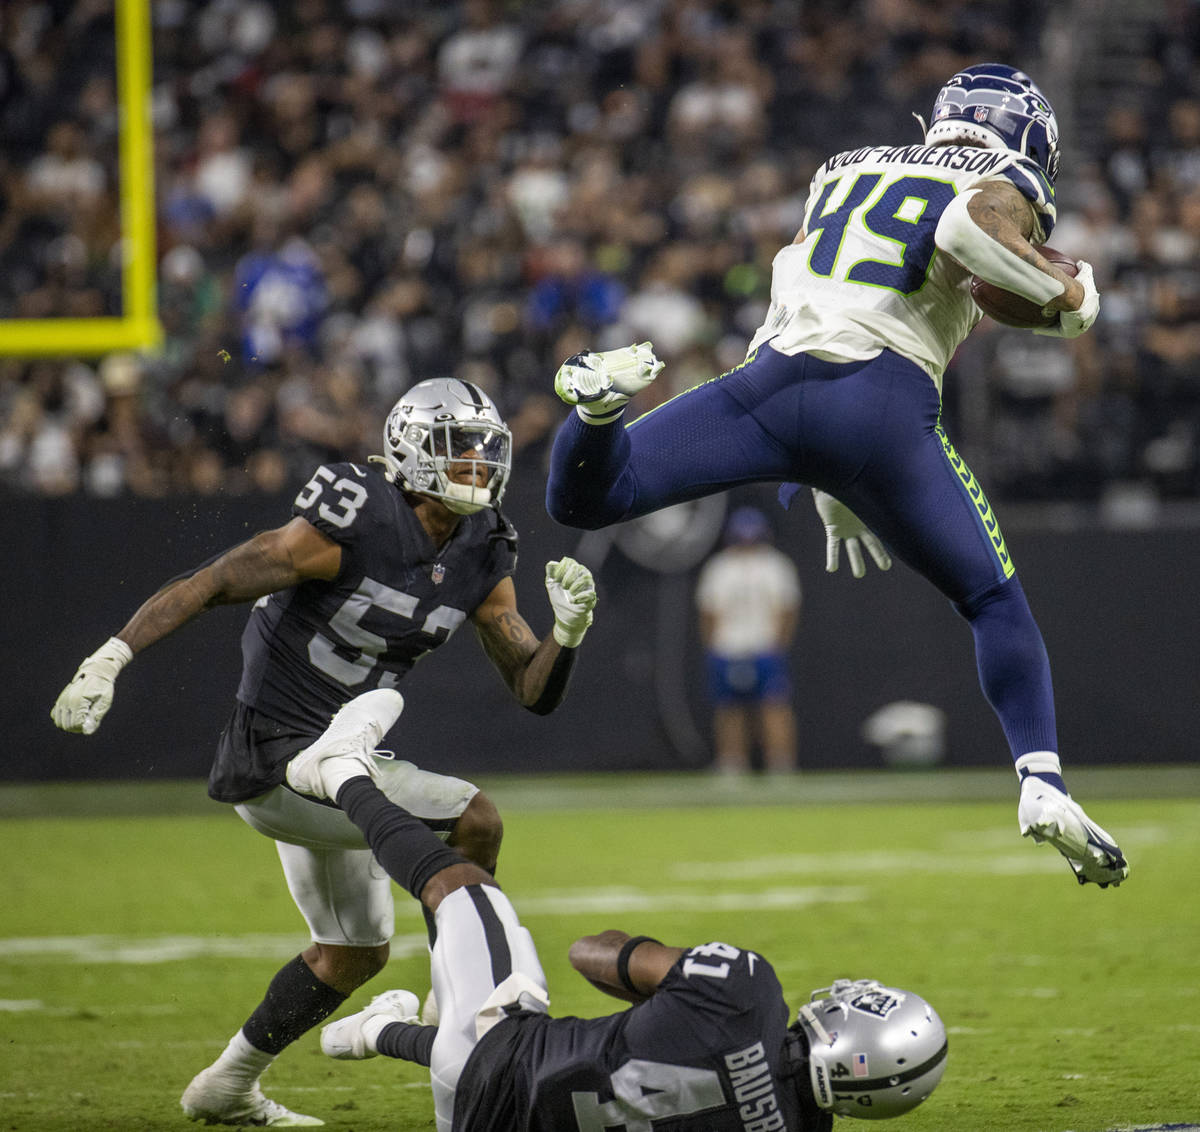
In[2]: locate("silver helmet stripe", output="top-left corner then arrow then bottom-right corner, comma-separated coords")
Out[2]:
819,1040 -> 949,1094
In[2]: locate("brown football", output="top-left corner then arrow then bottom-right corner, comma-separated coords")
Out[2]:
970,246 -> 1079,329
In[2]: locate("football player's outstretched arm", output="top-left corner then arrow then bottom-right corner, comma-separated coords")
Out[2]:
472,557 -> 596,715
51,518 -> 341,734
569,930 -> 686,1004
935,180 -> 1098,337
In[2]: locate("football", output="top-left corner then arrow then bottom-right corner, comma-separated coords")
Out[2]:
970,246 -> 1079,329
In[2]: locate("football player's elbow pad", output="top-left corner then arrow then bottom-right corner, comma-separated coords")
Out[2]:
935,190 -> 1065,306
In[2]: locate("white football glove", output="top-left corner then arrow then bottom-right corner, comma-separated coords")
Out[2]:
545,557 -> 597,647
1034,260 -> 1099,339
812,489 -> 892,579
554,342 -> 664,424
51,637 -> 134,735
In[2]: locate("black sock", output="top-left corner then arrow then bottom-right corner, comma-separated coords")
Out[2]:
376,1020 -> 437,1066
241,955 -> 348,1055
337,777 -> 466,898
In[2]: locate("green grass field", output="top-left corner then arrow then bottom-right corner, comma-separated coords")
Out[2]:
2,769 -> 1198,1132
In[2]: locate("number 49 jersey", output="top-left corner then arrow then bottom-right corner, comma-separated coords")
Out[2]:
236,462 -> 516,736
747,142 -> 1056,390
452,943 -> 831,1132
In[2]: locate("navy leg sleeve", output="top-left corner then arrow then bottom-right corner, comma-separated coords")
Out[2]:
956,575 -> 1058,759
546,351 -> 795,529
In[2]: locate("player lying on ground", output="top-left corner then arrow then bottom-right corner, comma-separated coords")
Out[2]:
50,379 -> 597,1128
544,64 -> 1127,889
282,689 -> 947,1130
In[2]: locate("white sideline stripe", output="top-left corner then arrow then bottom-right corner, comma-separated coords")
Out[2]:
0,999 -> 178,1015
0,932 -> 431,965
516,886 -> 866,915
0,888 -> 865,966
671,849 -> 1066,879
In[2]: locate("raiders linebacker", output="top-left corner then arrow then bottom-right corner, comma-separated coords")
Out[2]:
278,688 -> 947,1131
51,378 -> 598,1128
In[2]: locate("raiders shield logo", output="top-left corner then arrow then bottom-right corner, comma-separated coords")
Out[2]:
848,988 -> 905,1019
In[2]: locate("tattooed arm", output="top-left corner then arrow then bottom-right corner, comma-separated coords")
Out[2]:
51,517 -> 341,734
117,517 -> 341,654
472,576 -> 577,714
961,180 -> 1085,314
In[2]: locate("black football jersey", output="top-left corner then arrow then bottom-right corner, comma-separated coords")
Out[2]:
452,943 -> 829,1132
233,461 -> 515,744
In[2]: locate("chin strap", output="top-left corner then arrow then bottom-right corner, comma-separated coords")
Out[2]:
912,111 -> 928,139
367,453 -> 395,481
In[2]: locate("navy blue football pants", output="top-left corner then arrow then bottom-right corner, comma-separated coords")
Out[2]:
546,343 -> 1057,760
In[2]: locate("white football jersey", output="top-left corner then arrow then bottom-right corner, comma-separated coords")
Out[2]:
747,143 -> 1056,390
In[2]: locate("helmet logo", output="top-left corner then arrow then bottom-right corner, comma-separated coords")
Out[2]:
848,988 -> 905,1019
813,1062 -> 831,1106
973,106 -> 989,123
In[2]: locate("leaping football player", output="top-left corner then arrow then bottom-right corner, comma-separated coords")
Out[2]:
545,64 -> 1127,889
294,687 -> 948,1130
51,379 -> 598,1127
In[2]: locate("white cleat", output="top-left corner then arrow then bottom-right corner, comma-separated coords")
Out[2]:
554,342 -> 664,422
320,990 -> 422,1060
1018,776 -> 1129,888
285,689 -> 405,802
181,1069 -> 323,1127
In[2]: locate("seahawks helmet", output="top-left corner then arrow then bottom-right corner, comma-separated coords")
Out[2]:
793,978 -> 947,1120
372,379 -> 511,514
924,63 -> 1060,183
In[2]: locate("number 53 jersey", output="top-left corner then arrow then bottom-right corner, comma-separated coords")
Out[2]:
747,142 -> 1056,391
237,462 -> 516,737
452,942 -> 831,1132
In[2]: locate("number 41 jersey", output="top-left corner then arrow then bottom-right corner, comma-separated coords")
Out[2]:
452,943 -> 831,1132
747,142 -> 1056,391
237,462 -> 516,736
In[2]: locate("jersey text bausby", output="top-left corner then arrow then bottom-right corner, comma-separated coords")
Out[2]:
451,943 -> 829,1132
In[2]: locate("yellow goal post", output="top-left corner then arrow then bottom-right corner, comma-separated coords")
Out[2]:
0,0 -> 161,357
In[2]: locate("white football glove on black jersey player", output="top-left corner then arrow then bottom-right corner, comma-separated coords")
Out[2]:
51,637 -> 133,734
812,489 -> 892,579
545,558 -> 597,647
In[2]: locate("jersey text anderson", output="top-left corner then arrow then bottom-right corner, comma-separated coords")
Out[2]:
823,144 -> 1009,175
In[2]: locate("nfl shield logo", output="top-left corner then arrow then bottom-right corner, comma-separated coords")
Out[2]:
974,106 -> 989,123
853,1054 -> 869,1078
431,563 -> 445,584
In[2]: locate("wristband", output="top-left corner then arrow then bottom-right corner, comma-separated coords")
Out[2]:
616,935 -> 660,994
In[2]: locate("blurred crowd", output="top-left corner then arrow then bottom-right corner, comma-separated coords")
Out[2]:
0,0 -> 1198,505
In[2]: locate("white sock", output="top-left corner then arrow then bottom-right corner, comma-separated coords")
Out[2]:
208,1030 -> 274,1090
360,1014 -> 394,1054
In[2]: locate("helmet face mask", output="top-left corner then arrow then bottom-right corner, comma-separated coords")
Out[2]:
924,63 -> 1060,184
794,978 -> 948,1120
375,379 -> 512,514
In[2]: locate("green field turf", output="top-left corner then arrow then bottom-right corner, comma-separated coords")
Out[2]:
2,770 -> 1198,1132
